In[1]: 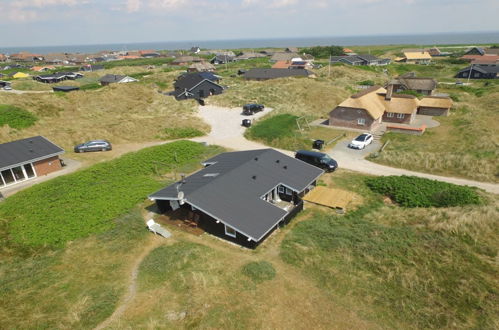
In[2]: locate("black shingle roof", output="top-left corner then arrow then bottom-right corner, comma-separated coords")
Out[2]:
243,68 -> 313,80
149,149 -> 323,241
0,136 -> 64,170
99,74 -> 127,83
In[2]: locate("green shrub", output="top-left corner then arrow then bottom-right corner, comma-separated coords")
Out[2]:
0,104 -> 38,129
0,141 -> 210,248
79,82 -> 103,91
358,80 -> 375,86
365,176 -> 481,208
241,261 -> 276,283
247,114 -> 298,142
163,127 -> 204,139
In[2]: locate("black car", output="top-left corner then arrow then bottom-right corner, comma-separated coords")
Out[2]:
74,140 -> 112,153
242,103 -> 264,115
295,150 -> 338,172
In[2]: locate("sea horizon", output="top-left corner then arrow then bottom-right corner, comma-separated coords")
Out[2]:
1,31 -> 498,55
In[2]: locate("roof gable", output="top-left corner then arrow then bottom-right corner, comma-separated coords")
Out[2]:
0,136 -> 64,171
149,149 -> 323,241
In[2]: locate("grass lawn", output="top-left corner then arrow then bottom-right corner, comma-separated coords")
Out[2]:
0,141 -> 222,250
0,104 -> 37,129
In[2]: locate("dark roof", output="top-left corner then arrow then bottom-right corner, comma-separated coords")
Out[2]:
36,72 -> 82,80
99,74 -> 126,83
149,149 -> 323,241
0,136 -> 64,171
53,86 -> 79,92
173,72 -> 223,98
458,65 -> 499,74
243,68 -> 313,80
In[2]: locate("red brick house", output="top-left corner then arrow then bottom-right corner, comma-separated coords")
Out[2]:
0,136 -> 64,188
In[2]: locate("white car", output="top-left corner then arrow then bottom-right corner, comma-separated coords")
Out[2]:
349,133 -> 373,149
3,85 -> 12,90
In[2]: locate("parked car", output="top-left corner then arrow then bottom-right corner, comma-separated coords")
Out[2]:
349,133 -> 373,149
242,103 -> 264,115
74,140 -> 112,153
3,85 -> 12,90
295,150 -> 338,172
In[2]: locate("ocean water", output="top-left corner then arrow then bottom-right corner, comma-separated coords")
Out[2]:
1,31 -> 498,55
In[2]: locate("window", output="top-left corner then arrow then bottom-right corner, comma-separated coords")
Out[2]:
397,113 -> 405,119
474,73 -> 480,78
285,188 -> 293,195
11,166 -> 26,181
387,112 -> 394,118
357,118 -> 366,125
225,225 -> 236,238
278,186 -> 285,193
1,169 -> 15,185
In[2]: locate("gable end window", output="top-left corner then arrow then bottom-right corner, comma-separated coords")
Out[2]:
357,118 -> 366,125
397,113 -> 405,119
387,112 -> 394,117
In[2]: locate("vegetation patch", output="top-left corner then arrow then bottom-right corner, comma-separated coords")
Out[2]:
138,242 -> 211,292
162,126 -> 205,139
281,208 -> 498,329
241,261 -> 276,284
79,82 -> 103,91
245,114 -> 309,149
365,175 -> 482,207
0,210 -> 149,329
0,104 -> 37,129
0,141 -> 216,248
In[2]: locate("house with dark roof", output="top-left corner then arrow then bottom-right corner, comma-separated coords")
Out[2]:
53,86 -> 79,92
80,64 -> 105,72
330,54 -> 390,66
387,73 -> 437,95
99,74 -> 138,86
210,55 -> 235,65
0,136 -> 64,189
464,47 -> 486,56
33,72 -> 83,83
243,68 -> 314,80
329,86 -> 453,131
149,149 -> 323,248
172,72 -> 224,100
455,65 -> 499,79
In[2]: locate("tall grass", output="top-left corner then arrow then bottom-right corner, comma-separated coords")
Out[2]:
0,141 -> 218,249
281,206 -> 498,329
0,104 -> 37,129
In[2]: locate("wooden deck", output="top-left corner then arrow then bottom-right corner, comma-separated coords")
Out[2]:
303,186 -> 355,212
156,208 -> 205,236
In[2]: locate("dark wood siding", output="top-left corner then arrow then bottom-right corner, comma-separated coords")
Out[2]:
175,80 -> 224,100
329,107 -> 379,131
417,107 -> 449,116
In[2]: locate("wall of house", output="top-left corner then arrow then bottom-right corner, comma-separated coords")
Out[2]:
382,111 -> 414,124
417,107 -> 449,116
329,107 -> 379,131
33,156 -> 62,176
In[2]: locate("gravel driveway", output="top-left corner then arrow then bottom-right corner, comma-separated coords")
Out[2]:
193,105 -> 498,194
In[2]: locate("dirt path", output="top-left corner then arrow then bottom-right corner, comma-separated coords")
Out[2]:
93,235 -> 166,330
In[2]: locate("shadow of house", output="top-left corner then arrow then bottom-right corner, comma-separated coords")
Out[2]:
149,149 -> 323,248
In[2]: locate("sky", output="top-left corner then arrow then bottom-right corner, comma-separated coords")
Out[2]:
1,0 -> 498,47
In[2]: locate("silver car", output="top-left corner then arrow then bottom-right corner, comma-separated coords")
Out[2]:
74,140 -> 112,153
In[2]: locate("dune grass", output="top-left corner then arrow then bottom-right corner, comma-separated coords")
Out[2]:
0,141 -> 220,250
281,202 -> 498,329
0,104 -> 37,129
0,210 -> 149,329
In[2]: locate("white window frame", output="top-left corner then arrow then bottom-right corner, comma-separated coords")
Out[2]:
285,187 -> 293,195
387,112 -> 394,118
357,118 -> 366,125
397,113 -> 405,119
278,186 -> 285,193
225,225 -> 237,238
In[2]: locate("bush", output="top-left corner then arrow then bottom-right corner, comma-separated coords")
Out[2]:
358,80 -> 375,86
163,127 -> 204,139
241,261 -> 276,283
79,82 -> 103,91
0,104 -> 38,129
365,176 -> 481,208
0,141 -> 210,248
247,114 -> 298,142
300,45 -> 344,58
